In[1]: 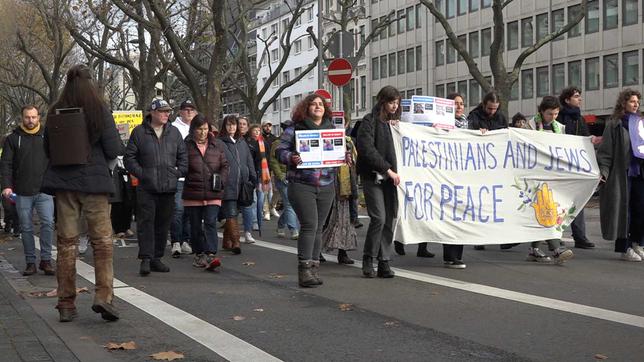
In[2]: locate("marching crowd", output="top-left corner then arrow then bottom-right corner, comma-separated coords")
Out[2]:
1,64 -> 643,323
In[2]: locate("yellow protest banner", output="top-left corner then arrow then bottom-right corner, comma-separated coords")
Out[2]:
112,110 -> 143,140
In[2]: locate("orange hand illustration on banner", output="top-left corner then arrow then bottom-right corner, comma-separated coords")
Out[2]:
531,183 -> 559,227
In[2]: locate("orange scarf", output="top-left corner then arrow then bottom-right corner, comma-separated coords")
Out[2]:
258,135 -> 271,191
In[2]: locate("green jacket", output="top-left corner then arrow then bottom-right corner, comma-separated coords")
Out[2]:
269,138 -> 287,181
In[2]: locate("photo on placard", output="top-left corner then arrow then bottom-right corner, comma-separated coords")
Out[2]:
310,139 -> 320,148
413,103 -> 425,114
299,140 -> 311,152
323,139 -> 334,151
424,103 -> 434,111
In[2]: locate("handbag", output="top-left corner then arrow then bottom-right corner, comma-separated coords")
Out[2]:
200,146 -> 223,192
238,181 -> 254,207
46,107 -> 92,166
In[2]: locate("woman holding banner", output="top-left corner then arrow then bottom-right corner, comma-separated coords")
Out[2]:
597,89 -> 644,262
356,86 -> 401,278
276,94 -> 336,287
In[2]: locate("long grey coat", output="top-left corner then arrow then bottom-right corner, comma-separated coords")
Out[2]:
596,119 -> 632,240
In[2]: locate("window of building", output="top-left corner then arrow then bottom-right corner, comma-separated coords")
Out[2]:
604,54 -> 618,88
552,63 -> 565,95
521,17 -> 533,48
372,57 -> 379,80
521,69 -> 534,99
458,80 -> 468,103
586,0 -> 599,34
567,5 -> 582,38
295,94 -> 302,104
294,39 -> 302,53
585,57 -> 599,90
509,76 -> 519,100
482,0 -> 491,8
469,0 -> 479,12
446,40 -> 456,63
551,9 -> 564,41
446,82 -> 456,95
271,49 -> 278,62
446,0 -> 456,18
360,76 -> 366,109
406,7 -> 415,30
389,53 -> 396,76
371,19 -> 378,41
416,4 -> 422,29
435,0 -> 443,13
281,18 -> 290,31
398,50 -> 406,74
623,50 -> 639,85
295,15 -> 302,27
435,40 -> 445,66
380,55 -> 388,79
261,27 -> 267,39
272,101 -> 279,112
507,21 -> 518,50
359,25 -> 366,46
458,0 -> 467,16
416,88 -> 423,95
407,48 -> 415,72
469,79 -> 480,106
294,67 -> 302,77
416,46 -> 423,71
380,16 -> 388,40
568,60 -> 582,88
283,97 -> 290,110
271,23 -> 278,35
623,0 -> 638,26
481,28 -> 491,56
307,8 -> 313,22
388,16 -> 396,37
469,31 -> 480,57
283,70 -> 290,85
536,13 -> 548,41
397,10 -> 405,33
262,77 -> 268,86
407,90 -> 415,99
536,66 -> 549,97
603,0 -> 618,30
457,34 -> 466,61
307,36 -> 314,49
436,84 -> 445,98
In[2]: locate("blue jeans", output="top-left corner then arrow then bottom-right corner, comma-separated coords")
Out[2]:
275,179 -> 299,231
170,181 -> 190,243
186,205 -> 220,254
16,193 -> 55,263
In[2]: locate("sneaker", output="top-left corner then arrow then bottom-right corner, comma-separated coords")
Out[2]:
352,220 -> 364,229
125,229 -> 135,237
114,232 -> 126,239
526,248 -> 552,263
277,228 -> 286,238
180,242 -> 192,254
171,242 -> 181,258
444,260 -> 467,269
631,244 -> 644,259
252,223 -> 260,231
78,236 -> 89,255
263,213 -> 270,221
553,247 -> 574,265
244,232 -> 256,244
290,230 -> 299,240
205,254 -> 221,271
193,254 -> 208,268
621,248 -> 643,262
270,208 -> 280,217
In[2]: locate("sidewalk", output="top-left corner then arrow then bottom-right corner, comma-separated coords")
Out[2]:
0,255 -> 78,362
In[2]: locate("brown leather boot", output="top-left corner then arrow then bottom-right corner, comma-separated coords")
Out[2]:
229,218 -> 241,255
23,263 -> 36,276
39,260 -> 56,276
222,219 -> 233,250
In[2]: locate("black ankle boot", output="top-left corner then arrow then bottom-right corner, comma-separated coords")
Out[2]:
298,261 -> 318,287
416,243 -> 435,258
377,260 -> 395,278
337,249 -> 354,264
394,241 -> 406,256
362,255 -> 375,278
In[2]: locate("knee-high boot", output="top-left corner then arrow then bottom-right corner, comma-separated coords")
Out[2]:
56,236 -> 78,310
222,219 -> 233,250
229,218 -> 241,255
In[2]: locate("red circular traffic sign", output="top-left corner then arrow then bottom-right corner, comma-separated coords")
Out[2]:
327,58 -> 353,87
314,89 -> 332,107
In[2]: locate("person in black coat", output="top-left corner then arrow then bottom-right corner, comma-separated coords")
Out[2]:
42,64 -> 124,322
467,91 -> 509,132
125,99 -> 188,276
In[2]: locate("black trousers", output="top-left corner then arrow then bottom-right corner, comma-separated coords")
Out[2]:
136,189 -> 174,260
443,244 -> 464,261
615,176 -> 644,252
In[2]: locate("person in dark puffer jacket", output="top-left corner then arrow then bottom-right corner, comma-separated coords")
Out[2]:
42,64 -> 124,323
276,94 -> 337,288
182,115 -> 229,271
125,99 -> 188,276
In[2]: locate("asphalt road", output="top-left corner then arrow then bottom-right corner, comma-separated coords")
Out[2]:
1,203 -> 643,362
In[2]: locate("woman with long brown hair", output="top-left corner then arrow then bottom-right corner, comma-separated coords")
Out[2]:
597,89 -> 644,262
42,64 -> 124,322
275,94 -> 336,287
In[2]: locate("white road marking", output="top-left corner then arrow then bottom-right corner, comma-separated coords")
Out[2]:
249,239 -> 644,330
35,237 -> 282,362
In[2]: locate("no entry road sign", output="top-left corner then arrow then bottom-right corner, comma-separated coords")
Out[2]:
327,58 -> 352,87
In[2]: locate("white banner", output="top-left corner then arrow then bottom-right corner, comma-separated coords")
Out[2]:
392,123 -> 600,245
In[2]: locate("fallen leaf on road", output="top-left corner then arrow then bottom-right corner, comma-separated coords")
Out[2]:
242,261 -> 255,266
232,315 -> 246,321
268,273 -> 284,279
30,287 -> 90,298
253,308 -> 264,312
77,287 -> 89,293
105,341 -> 137,350
338,303 -> 353,311
45,289 -> 58,297
384,321 -> 400,327
79,336 -> 92,341
594,354 -> 608,360
150,351 -> 184,361
8,247 -> 15,250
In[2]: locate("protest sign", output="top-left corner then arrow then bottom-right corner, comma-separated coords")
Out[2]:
401,96 -> 455,129
392,123 -> 599,245
332,111 -> 345,129
112,110 -> 143,140
295,129 -> 345,168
